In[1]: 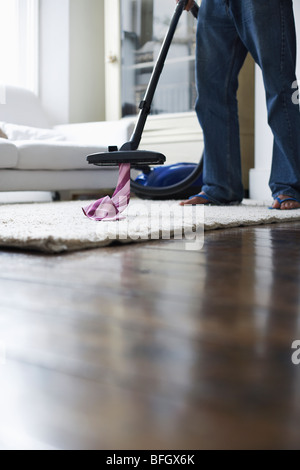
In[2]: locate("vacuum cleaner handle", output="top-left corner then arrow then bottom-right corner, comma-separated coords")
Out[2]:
180,0 -> 199,18
121,0 -> 199,152
190,1 -> 199,19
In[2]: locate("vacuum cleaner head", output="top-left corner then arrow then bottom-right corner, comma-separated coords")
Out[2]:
87,149 -> 166,167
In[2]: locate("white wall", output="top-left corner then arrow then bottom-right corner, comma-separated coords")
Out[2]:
39,0 -> 69,124
69,0 -> 105,123
250,2 -> 300,200
39,0 -> 105,125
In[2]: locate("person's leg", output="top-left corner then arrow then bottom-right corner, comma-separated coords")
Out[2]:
181,0 -> 248,206
230,0 -> 300,210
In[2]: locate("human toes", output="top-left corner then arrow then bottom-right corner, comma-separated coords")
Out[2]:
280,200 -> 300,210
180,196 -> 209,206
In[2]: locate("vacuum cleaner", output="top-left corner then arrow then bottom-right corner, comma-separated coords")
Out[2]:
87,0 -> 202,200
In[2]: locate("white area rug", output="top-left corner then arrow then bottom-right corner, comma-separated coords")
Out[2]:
1,199 -> 300,253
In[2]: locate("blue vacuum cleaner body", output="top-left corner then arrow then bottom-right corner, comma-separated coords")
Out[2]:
135,162 -> 203,200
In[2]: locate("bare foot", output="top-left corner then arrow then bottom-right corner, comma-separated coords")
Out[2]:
180,192 -> 211,206
272,195 -> 300,210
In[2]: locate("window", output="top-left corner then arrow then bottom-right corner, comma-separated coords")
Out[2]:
121,0 -> 197,117
0,0 -> 39,94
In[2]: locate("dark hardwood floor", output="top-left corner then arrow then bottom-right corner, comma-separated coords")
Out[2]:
0,221 -> 300,450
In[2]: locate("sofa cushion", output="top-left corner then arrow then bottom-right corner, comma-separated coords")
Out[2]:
0,128 -> 8,139
0,122 -> 66,141
0,140 -> 19,168
15,141 -> 110,170
0,85 -> 51,128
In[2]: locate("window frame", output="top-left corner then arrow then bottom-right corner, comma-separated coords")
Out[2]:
0,0 -> 39,94
18,0 -> 39,94
104,0 -> 197,121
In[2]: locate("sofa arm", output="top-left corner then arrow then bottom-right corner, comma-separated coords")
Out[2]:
0,139 -> 18,169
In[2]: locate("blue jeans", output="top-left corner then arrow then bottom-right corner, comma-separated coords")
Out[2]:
196,0 -> 300,203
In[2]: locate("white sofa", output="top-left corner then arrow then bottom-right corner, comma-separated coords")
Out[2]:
0,86 -> 134,197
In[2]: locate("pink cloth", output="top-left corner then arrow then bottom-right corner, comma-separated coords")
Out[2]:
82,163 -> 131,221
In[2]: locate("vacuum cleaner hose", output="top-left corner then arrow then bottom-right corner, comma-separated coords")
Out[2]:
131,154 -> 203,199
